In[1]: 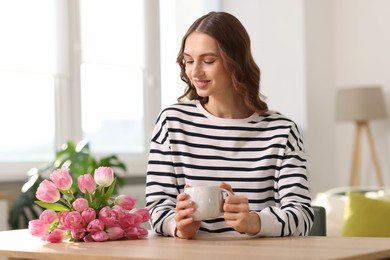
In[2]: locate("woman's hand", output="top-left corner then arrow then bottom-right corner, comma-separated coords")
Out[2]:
174,189 -> 201,239
219,182 -> 261,235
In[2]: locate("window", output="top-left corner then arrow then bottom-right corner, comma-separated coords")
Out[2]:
0,0 -> 57,177
79,0 -> 147,154
80,64 -> 145,153
0,0 -> 161,180
0,72 -> 55,162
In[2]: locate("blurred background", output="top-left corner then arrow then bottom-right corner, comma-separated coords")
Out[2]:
1,0 -> 390,231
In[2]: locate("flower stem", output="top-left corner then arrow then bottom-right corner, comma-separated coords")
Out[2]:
60,198 -> 72,209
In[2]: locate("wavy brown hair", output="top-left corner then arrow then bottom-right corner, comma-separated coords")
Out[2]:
176,11 -> 268,114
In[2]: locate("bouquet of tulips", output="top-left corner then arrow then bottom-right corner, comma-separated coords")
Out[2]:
28,166 -> 150,243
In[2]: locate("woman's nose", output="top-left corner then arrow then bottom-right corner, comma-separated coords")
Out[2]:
191,62 -> 203,77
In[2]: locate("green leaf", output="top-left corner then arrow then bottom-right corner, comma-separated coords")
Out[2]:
34,201 -> 70,212
85,191 -> 93,206
103,178 -> 117,201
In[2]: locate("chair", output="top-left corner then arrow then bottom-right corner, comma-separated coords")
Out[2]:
309,205 -> 327,236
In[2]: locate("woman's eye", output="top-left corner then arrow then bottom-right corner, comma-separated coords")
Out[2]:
184,59 -> 215,65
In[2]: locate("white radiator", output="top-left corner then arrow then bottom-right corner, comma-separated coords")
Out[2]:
0,200 -> 8,260
0,200 -> 7,231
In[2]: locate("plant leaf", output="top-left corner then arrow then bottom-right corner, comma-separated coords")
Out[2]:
103,178 -> 117,201
34,201 -> 70,212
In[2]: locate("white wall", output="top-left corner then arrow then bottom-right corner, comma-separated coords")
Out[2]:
222,0 -> 390,195
304,0 -> 337,195
222,0 -> 307,132
333,0 -> 390,187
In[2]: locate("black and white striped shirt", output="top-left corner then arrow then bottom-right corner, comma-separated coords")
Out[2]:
146,100 -> 313,237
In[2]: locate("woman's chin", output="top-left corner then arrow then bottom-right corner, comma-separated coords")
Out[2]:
195,89 -> 209,97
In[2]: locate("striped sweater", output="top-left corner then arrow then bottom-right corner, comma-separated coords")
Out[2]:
145,100 -> 313,237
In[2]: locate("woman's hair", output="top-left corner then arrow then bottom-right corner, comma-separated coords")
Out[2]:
176,11 -> 268,114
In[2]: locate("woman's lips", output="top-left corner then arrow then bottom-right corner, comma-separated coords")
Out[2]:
193,80 -> 209,89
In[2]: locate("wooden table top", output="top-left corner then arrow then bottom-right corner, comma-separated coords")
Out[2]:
0,229 -> 390,260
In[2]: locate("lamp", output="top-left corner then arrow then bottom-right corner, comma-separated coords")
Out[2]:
336,86 -> 387,187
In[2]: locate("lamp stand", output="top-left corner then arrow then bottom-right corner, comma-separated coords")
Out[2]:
350,120 -> 384,186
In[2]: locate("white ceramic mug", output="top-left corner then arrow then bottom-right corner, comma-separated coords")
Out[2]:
184,186 -> 233,221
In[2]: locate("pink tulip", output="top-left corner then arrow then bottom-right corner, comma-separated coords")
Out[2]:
81,208 -> 96,223
99,206 -> 116,227
106,226 -> 125,240
39,209 -> 57,224
57,211 -> 69,229
83,233 -> 95,242
131,208 -> 150,223
124,226 -> 137,238
114,195 -> 136,210
64,211 -> 84,229
136,226 -> 148,239
125,226 -> 148,239
73,198 -> 88,212
28,219 -> 50,237
36,180 -> 60,203
78,174 -> 96,194
91,231 -> 109,242
43,229 -> 64,243
71,228 -> 86,240
118,213 -> 140,228
111,205 -> 126,219
86,219 -> 104,233
94,167 -> 114,187
50,167 -> 73,190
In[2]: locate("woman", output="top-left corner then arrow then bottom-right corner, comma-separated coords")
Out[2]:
146,11 -> 313,239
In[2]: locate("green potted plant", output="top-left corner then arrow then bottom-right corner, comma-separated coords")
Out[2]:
8,140 -> 127,229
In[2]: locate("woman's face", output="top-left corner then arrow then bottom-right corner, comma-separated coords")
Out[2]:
183,32 -> 232,99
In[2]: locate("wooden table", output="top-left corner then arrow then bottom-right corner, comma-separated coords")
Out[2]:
0,229 -> 390,260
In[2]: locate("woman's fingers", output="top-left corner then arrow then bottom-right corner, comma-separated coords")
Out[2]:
175,192 -> 195,221
219,182 -> 234,194
175,190 -> 201,239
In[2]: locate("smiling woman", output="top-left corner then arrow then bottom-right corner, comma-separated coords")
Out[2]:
146,11 -> 313,240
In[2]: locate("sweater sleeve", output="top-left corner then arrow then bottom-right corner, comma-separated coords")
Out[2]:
256,122 -> 314,237
145,111 -> 179,236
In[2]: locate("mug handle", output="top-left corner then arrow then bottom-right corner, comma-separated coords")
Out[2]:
219,188 -> 233,214
220,188 -> 233,197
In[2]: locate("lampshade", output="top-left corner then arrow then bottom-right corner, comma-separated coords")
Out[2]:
336,86 -> 387,122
